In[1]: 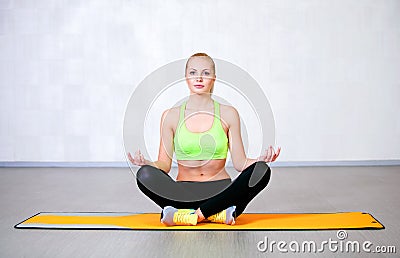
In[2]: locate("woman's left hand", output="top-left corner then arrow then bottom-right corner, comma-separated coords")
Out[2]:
257,146 -> 281,163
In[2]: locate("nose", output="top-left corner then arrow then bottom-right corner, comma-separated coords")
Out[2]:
196,76 -> 203,81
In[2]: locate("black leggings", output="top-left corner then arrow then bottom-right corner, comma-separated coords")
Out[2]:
136,161 -> 271,218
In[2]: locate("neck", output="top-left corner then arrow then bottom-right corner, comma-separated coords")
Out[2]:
187,94 -> 214,109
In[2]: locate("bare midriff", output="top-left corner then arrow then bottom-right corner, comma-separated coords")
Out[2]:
176,159 -> 230,182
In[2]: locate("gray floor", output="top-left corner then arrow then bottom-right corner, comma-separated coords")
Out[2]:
0,166 -> 399,257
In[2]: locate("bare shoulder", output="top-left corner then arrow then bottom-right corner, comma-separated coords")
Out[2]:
220,103 -> 239,117
161,106 -> 180,129
219,103 -> 240,126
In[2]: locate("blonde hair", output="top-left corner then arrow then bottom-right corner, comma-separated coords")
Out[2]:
185,53 -> 216,93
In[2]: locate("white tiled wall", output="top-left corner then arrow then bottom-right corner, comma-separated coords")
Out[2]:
0,0 -> 399,162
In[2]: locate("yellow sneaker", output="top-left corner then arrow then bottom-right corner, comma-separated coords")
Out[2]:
173,212 -> 198,226
161,206 -> 198,226
207,206 -> 236,225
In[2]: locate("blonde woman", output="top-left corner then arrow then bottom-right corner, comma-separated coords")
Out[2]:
128,53 -> 280,226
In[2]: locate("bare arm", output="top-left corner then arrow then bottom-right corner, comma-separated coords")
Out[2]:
226,106 -> 281,172
226,107 -> 256,172
153,109 -> 174,172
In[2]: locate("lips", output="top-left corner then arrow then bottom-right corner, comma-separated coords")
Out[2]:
194,84 -> 204,88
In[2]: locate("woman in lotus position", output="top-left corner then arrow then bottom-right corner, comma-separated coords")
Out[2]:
128,53 -> 280,226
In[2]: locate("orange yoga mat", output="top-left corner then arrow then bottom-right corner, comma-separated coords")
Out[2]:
15,212 -> 383,231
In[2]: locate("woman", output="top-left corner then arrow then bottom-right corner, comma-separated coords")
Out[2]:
128,53 -> 280,226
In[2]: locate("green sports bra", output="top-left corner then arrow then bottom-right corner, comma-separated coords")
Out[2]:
173,100 -> 229,160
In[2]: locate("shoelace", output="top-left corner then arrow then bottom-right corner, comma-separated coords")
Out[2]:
174,212 -> 196,225
210,210 -> 226,223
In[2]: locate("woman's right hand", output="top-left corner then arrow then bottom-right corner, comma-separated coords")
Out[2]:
128,149 -> 146,166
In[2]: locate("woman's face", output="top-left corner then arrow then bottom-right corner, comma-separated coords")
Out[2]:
185,57 -> 216,95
